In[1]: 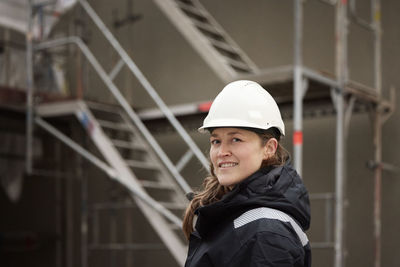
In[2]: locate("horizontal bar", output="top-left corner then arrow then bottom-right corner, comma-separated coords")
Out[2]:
366,160 -> 400,173
311,242 -> 335,249
302,67 -> 339,89
88,243 -> 165,250
309,192 -> 335,200
89,202 -> 137,211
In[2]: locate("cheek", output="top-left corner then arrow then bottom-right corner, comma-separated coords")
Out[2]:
209,148 -> 217,165
250,146 -> 268,166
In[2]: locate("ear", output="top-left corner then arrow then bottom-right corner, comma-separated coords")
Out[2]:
263,138 -> 278,160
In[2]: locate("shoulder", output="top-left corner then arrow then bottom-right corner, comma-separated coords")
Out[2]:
233,207 -> 308,247
227,207 -> 310,266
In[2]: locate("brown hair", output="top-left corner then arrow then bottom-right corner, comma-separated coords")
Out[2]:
182,128 -> 289,239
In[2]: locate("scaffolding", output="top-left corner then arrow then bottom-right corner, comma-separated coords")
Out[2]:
148,0 -> 394,266
20,0 -> 395,267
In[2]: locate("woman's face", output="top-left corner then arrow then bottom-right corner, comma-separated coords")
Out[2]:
209,128 -> 269,187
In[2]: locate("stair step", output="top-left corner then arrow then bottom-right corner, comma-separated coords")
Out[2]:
86,101 -> 122,114
140,180 -> 175,190
126,160 -> 159,170
175,0 -> 194,5
208,38 -> 240,56
225,57 -> 252,72
88,242 -> 165,250
111,139 -> 145,150
98,119 -> 132,131
176,1 -> 208,21
192,20 -> 223,37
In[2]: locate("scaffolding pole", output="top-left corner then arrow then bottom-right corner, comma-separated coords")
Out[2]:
372,1 -> 382,266
334,0 -> 349,266
293,0 -> 304,176
25,0 -> 34,175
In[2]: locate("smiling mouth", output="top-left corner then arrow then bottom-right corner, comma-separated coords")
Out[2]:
219,162 -> 238,168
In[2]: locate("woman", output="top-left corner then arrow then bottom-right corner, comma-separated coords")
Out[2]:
183,80 -> 311,267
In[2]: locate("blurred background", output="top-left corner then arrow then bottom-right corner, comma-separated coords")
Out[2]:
0,0 -> 399,266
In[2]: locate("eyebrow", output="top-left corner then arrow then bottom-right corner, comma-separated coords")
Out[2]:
210,131 -> 244,138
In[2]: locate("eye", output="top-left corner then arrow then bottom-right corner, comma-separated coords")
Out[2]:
232,138 -> 242,142
210,139 -> 220,145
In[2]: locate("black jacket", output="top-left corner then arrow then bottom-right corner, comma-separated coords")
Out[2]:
185,165 -> 311,267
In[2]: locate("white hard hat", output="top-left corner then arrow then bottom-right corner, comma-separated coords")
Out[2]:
199,80 -> 285,135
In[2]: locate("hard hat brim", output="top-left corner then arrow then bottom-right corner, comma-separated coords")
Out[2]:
198,119 -> 285,136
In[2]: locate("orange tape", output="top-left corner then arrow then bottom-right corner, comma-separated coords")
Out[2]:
198,101 -> 213,112
293,131 -> 303,145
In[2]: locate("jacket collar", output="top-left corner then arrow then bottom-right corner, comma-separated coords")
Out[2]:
194,164 -> 310,238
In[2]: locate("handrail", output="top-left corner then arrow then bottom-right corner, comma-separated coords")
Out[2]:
77,0 -> 209,170
34,36 -> 193,194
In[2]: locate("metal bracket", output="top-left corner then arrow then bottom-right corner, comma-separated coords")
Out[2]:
330,88 -> 355,132
366,86 -> 396,131
330,87 -> 339,111
344,95 -> 356,134
381,86 -> 396,124
302,77 -> 309,99
366,160 -> 400,173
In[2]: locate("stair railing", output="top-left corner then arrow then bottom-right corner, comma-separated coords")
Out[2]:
34,36 -> 195,195
35,0 -> 211,195
77,0 -> 209,170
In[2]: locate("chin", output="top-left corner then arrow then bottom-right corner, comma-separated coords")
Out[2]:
217,177 -> 232,187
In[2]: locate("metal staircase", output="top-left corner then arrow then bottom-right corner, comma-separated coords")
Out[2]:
28,0 -> 213,266
36,100 -> 189,265
153,0 -> 259,81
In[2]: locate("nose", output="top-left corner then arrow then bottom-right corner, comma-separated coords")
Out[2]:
217,142 -> 231,157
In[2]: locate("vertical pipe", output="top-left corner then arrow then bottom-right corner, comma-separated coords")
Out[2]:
334,88 -> 345,267
293,0 -> 304,176
4,29 -> 10,85
81,152 -> 88,267
372,0 -> 382,98
373,114 -> 382,267
110,185 -> 117,267
110,207 -> 117,267
55,142 -> 62,267
26,0 -> 34,175
334,0 -> 349,266
326,196 -> 333,243
93,209 -> 99,245
66,148 -> 74,267
372,2 -> 382,267
125,198 -> 133,266
76,11 -> 84,99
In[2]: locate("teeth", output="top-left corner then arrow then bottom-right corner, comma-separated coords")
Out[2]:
220,163 -> 237,168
